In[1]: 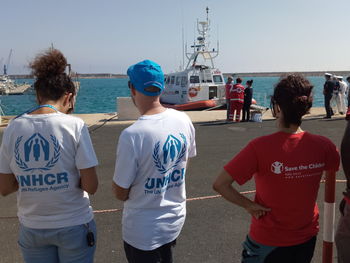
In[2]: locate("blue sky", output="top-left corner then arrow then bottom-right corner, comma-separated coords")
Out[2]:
2,0 -> 350,74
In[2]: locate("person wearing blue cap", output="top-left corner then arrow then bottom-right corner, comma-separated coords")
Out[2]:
112,60 -> 197,263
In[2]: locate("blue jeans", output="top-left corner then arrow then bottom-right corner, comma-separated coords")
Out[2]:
18,219 -> 97,263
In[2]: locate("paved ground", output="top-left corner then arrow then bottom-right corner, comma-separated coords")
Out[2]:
0,109 -> 347,262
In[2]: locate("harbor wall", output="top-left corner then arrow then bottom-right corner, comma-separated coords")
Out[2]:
10,71 -> 350,79
225,71 -> 350,78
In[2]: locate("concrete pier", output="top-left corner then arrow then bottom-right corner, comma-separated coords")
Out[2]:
0,107 -> 347,262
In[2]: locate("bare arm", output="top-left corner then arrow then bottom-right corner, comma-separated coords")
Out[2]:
80,167 -> 98,195
341,121 -> 350,195
112,182 -> 130,201
213,169 -> 270,219
0,173 -> 18,196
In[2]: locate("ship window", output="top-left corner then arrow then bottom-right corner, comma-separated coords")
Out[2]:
190,76 -> 200,83
170,76 -> 175,84
213,75 -> 223,84
209,86 -> 217,99
202,70 -> 212,83
176,77 -> 180,85
181,76 -> 187,87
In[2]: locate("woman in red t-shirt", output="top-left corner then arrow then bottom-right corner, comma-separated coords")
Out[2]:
213,74 -> 340,263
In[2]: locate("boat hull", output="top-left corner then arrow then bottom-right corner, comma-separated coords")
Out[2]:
162,99 -> 218,111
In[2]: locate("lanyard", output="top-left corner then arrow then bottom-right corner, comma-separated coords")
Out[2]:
14,104 -> 59,119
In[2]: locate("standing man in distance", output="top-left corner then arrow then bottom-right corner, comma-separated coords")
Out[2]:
112,60 -> 196,263
345,76 -> 350,120
225,76 -> 234,121
338,76 -> 348,115
332,76 -> 342,114
323,73 -> 335,118
242,79 -> 253,122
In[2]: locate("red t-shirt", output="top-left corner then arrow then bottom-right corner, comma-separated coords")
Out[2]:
224,131 -> 340,246
229,84 -> 245,103
225,83 -> 233,99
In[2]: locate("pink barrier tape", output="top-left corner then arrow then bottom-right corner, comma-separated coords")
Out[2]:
0,179 -> 345,220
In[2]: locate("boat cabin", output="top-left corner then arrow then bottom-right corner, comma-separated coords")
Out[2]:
162,66 -> 225,105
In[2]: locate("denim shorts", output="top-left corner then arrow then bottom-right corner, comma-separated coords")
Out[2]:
242,235 -> 316,263
242,236 -> 276,263
18,219 -> 97,263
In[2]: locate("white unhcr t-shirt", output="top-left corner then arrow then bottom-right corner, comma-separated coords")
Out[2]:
0,112 -> 98,229
113,109 -> 196,250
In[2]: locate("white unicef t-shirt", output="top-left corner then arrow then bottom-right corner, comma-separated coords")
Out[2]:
113,108 -> 196,250
0,112 -> 98,229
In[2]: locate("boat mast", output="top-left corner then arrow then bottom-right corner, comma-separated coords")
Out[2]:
4,49 -> 13,76
185,7 -> 219,70
181,8 -> 185,71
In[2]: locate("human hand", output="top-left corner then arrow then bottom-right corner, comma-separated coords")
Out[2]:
339,198 -> 346,216
245,201 -> 271,219
343,188 -> 350,199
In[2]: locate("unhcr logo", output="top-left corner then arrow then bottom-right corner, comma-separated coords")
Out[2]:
153,133 -> 187,174
145,134 -> 188,194
15,133 -> 61,172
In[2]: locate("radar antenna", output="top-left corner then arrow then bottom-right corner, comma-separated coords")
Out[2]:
185,7 -> 219,69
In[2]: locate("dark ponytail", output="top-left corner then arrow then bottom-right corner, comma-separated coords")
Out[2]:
271,74 -> 313,127
30,49 -> 75,101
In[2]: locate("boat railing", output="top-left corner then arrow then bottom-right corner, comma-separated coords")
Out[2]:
253,91 -> 270,108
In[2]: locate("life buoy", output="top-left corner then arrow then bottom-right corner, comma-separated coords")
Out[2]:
189,87 -> 199,97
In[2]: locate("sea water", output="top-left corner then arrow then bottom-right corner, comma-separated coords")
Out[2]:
0,76 -> 327,116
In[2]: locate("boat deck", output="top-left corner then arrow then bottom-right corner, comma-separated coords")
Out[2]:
6,84 -> 31,95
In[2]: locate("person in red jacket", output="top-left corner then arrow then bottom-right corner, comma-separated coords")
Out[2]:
228,78 -> 245,122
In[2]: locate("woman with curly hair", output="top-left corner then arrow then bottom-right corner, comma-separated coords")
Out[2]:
0,49 -> 98,263
213,74 -> 340,263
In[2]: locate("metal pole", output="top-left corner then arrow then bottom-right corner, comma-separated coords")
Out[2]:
323,171 -> 336,263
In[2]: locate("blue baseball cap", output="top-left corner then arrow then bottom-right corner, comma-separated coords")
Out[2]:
127,60 -> 164,96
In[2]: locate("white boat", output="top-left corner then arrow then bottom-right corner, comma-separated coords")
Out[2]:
0,74 -> 16,95
0,61 -> 31,95
161,7 -> 226,110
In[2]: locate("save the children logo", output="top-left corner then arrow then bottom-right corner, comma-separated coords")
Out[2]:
271,161 -> 284,174
15,133 -> 61,172
153,133 -> 187,174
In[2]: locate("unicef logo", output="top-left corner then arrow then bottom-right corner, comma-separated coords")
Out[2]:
271,161 -> 283,174
153,133 -> 187,174
15,133 -> 61,172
